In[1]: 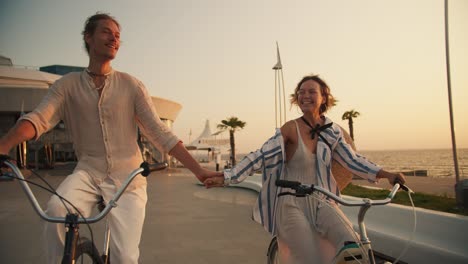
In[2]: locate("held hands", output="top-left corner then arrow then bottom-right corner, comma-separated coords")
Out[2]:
204,176 -> 225,188
195,168 -> 224,183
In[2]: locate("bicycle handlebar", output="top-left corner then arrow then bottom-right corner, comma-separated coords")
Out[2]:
140,161 -> 169,176
0,155 -> 167,224
275,179 -> 408,207
275,178 -> 416,260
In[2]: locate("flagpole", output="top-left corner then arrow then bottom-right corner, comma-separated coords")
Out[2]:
444,0 -> 462,206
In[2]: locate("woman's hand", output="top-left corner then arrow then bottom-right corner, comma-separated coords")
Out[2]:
195,168 -> 224,183
377,170 -> 406,185
204,176 -> 225,188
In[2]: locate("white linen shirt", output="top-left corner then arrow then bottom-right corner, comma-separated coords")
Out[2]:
20,70 -> 180,189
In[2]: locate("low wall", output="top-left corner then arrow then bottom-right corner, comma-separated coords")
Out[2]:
234,175 -> 468,264
341,196 -> 468,264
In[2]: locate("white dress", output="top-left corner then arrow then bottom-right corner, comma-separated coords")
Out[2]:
276,121 -> 357,264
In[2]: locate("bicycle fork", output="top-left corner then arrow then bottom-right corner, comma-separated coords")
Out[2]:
62,214 -> 79,264
101,218 -> 111,264
357,200 -> 375,264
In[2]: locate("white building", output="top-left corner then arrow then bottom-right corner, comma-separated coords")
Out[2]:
0,56 -> 182,168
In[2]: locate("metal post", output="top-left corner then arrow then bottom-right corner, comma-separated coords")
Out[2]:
444,0 -> 462,206
281,69 -> 287,125
274,71 -> 279,127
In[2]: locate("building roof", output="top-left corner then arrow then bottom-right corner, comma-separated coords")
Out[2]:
0,65 -> 62,112
0,65 -> 61,88
0,65 -> 182,122
0,55 -> 13,66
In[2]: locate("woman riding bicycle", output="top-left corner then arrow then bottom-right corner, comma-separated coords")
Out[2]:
205,74 -> 406,263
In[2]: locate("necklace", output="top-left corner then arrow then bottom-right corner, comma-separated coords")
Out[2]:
95,83 -> 105,90
300,116 -> 333,139
86,68 -> 111,77
86,68 -> 110,90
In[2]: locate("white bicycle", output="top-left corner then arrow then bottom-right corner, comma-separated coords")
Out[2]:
267,179 -> 413,264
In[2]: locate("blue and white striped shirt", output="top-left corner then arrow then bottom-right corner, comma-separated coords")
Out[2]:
224,117 -> 381,235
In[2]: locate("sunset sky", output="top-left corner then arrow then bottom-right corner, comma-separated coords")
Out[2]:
1,0 -> 467,153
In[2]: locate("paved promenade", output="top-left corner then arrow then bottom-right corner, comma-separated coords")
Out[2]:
0,161 -> 460,263
0,163 -> 271,263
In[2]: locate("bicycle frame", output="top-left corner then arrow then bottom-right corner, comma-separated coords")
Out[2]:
275,179 -> 405,264
4,159 -> 155,224
1,156 -> 167,264
319,185 -> 399,251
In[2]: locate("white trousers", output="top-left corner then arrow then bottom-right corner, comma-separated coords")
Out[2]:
276,195 -> 357,264
43,170 -> 147,264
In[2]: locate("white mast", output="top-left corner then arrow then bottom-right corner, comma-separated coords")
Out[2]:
272,42 -> 286,128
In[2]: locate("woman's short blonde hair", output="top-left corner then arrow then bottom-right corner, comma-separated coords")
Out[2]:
290,74 -> 336,114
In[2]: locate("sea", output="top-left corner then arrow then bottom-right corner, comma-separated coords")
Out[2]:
228,148 -> 468,178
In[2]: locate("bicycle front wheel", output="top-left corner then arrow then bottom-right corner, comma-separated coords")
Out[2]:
74,237 -> 103,264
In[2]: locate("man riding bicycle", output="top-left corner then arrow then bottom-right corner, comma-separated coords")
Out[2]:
0,12 -> 221,264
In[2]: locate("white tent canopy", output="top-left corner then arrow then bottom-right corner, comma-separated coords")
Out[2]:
186,120 -> 229,151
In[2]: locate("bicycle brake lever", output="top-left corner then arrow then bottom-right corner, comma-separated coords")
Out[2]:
394,178 -> 413,193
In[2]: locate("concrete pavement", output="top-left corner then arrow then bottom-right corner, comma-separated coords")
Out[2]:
0,163 -> 272,263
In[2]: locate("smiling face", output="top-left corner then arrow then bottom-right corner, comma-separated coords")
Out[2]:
297,80 -> 324,115
84,19 -> 120,61
290,75 -> 335,115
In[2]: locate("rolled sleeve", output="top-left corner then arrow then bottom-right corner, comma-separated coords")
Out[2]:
134,81 -> 180,153
224,150 -> 264,184
19,85 -> 64,140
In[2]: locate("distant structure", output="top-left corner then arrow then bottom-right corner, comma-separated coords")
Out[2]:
0,55 -> 13,66
40,64 -> 85,75
185,120 -> 229,163
0,55 -> 182,168
272,42 -> 286,128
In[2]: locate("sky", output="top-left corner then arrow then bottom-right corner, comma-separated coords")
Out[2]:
1,0 -> 467,154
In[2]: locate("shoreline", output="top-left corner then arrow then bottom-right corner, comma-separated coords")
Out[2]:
198,161 -> 458,198
33,161 -> 458,198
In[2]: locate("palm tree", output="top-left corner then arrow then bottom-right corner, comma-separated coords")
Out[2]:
217,116 -> 246,166
342,110 -> 360,141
